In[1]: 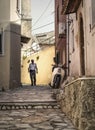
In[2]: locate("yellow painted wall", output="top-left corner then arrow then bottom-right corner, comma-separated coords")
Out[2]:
21,45 -> 55,85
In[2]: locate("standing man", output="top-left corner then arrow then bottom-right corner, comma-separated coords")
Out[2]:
28,59 -> 38,86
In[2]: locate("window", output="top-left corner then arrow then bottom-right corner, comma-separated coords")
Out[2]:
69,29 -> 75,55
0,31 -> 4,55
0,33 -> 2,54
91,0 -> 95,27
71,30 -> 74,52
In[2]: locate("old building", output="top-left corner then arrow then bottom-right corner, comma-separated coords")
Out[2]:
55,0 -> 66,68
61,0 -> 95,77
0,0 -> 32,90
21,0 -> 32,49
0,0 -> 21,90
56,0 -> 95,130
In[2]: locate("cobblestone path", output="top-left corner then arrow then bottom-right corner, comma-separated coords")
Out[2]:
0,85 -> 77,130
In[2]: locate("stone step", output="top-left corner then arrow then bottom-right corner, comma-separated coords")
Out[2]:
0,101 -> 60,110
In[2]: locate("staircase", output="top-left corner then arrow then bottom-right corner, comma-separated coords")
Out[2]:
0,85 -> 59,110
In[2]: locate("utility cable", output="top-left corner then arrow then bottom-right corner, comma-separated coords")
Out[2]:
4,21 -> 54,36
32,0 -> 52,27
32,21 -> 54,31
22,35 -> 55,52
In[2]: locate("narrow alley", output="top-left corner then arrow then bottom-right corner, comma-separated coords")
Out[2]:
0,85 -> 77,130
0,0 -> 95,130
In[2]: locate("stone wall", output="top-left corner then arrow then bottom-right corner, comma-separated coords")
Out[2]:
57,78 -> 95,130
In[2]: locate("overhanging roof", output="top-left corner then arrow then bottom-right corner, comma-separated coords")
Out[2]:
62,0 -> 82,14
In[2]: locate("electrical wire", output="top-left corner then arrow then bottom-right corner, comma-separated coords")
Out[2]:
0,1 -> 54,35
3,0 -> 54,35
4,21 -> 54,36
32,0 -> 52,27
32,21 -> 54,31
22,35 -> 55,52
24,0 -> 54,34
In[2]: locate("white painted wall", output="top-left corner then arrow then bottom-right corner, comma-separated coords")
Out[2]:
0,0 -> 21,89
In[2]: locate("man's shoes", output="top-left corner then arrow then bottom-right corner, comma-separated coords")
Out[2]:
31,82 -> 36,86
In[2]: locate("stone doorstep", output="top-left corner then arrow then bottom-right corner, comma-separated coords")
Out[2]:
0,101 -> 60,110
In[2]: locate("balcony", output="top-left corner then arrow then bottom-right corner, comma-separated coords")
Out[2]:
62,0 -> 82,14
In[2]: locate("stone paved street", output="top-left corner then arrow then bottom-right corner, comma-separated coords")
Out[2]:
0,85 -> 77,130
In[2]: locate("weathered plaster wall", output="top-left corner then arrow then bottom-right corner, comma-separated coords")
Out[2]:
0,23 -> 21,90
83,0 -> 95,76
0,24 -> 10,90
21,45 -> 55,85
0,0 -> 21,90
10,23 -> 21,89
69,0 -> 95,76
57,78 -> 95,130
